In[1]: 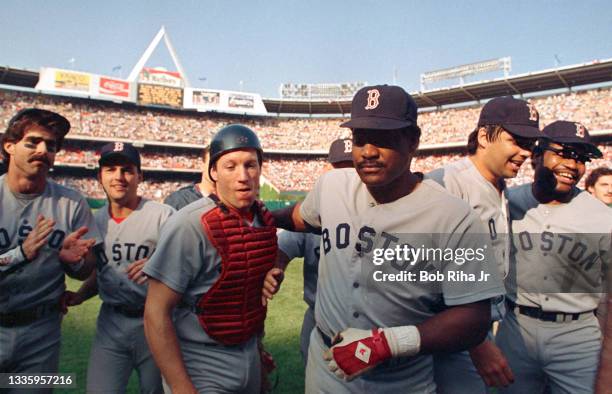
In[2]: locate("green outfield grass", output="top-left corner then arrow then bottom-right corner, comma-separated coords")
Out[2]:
57,259 -> 307,393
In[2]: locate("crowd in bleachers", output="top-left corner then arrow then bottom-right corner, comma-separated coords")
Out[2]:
55,148 -> 201,170
1,86 -> 610,197
1,87 -> 611,150
47,144 -> 610,200
50,175 -> 192,202
262,157 -> 328,191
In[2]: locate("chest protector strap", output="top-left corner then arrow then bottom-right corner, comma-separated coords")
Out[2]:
197,196 -> 277,345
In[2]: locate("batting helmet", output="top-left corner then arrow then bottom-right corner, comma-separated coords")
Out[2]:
208,124 -> 263,180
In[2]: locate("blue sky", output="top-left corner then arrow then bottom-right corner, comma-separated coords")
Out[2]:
1,0 -> 611,97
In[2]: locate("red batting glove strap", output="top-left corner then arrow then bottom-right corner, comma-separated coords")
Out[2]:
332,329 -> 392,377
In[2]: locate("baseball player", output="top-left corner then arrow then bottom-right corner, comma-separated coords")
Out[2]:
585,166 -> 612,207
269,85 -> 505,393
497,120 -> 612,394
164,146 -> 215,210
143,124 -> 277,393
0,109 -> 102,389
65,142 -> 174,393
595,271 -> 612,394
264,138 -> 354,367
595,306 -> 611,394
427,96 -> 541,391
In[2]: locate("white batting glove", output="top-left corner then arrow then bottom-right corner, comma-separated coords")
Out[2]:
322,326 -> 420,381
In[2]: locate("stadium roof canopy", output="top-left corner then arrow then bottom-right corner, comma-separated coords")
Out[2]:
1,58 -> 611,115
263,59 -> 612,114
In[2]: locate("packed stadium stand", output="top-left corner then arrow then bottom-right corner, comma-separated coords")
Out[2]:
0,61 -> 611,202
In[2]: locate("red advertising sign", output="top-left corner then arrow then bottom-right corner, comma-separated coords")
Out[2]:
139,67 -> 183,87
99,77 -> 130,98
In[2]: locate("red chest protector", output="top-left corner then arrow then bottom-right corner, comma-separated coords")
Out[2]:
197,197 -> 277,345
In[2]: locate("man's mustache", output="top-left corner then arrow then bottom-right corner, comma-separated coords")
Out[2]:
28,156 -> 51,166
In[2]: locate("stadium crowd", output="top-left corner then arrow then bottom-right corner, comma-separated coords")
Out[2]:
1,87 -> 610,150
50,175 -> 192,201
55,148 -> 201,170
1,86 -> 610,197
47,144 -> 611,198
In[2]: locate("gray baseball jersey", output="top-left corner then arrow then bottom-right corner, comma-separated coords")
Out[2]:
94,198 -> 174,307
497,184 -> 611,394
0,175 -> 102,311
0,175 -> 102,378
428,157 -> 510,276
278,231 -> 320,309
428,157 -> 510,393
86,198 -> 173,393
278,230 -> 320,366
143,198 -> 262,392
300,168 -> 505,392
163,184 -> 204,211
506,184 -> 611,312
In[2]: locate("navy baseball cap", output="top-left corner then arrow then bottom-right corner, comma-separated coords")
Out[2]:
478,97 -> 541,138
541,121 -> 602,158
328,138 -> 353,164
98,142 -> 142,169
341,85 -> 418,130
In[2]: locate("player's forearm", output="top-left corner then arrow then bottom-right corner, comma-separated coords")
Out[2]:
417,300 -> 490,354
76,270 -> 99,301
595,297 -> 612,394
64,250 -> 96,280
275,250 -> 290,270
272,203 -> 309,232
597,293 -> 608,331
144,307 -> 194,392
0,245 -> 29,272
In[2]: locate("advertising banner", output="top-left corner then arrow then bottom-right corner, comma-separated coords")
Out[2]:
54,70 -> 90,92
36,67 -> 92,95
139,67 -> 183,87
184,88 -> 267,115
138,83 -> 183,107
98,77 -> 130,98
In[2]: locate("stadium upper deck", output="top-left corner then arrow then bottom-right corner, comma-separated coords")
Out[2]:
0,61 -> 610,195
1,58 -> 611,114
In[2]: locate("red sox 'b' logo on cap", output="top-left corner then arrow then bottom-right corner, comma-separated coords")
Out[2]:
527,102 -> 539,122
113,142 -> 124,152
365,89 -> 380,110
575,123 -> 586,138
343,139 -> 352,153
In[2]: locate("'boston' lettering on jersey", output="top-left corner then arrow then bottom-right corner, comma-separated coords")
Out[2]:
96,243 -> 152,268
322,223 -> 401,256
322,223 -> 438,272
0,222 -> 66,250
513,231 -> 602,271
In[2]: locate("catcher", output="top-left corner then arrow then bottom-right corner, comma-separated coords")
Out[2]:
143,124 -> 276,393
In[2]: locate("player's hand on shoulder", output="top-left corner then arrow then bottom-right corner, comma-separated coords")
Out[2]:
59,226 -> 96,265
127,258 -> 148,285
22,215 -> 55,261
469,339 -> 514,387
261,267 -> 284,306
323,327 -> 392,381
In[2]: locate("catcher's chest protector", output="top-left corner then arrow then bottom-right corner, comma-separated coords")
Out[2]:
198,200 -> 277,345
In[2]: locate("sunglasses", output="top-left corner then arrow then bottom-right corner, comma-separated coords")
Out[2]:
513,136 -> 537,151
542,145 -> 591,163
